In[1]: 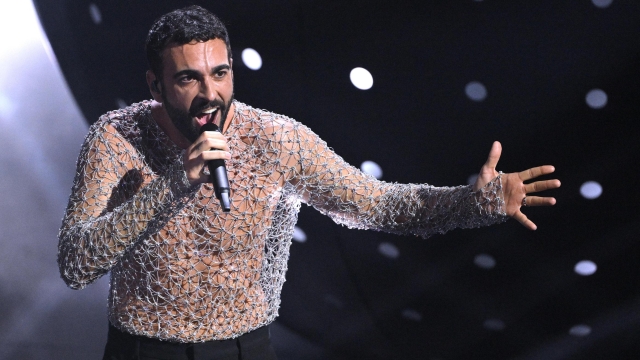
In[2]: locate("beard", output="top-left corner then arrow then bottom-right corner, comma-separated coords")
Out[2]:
162,92 -> 234,143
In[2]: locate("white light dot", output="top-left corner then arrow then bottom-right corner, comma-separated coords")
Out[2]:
378,242 -> 399,259
241,48 -> 262,70
591,0 -> 613,8
350,67 -> 373,90
89,3 -> 102,25
569,324 -> 592,337
585,89 -> 608,109
574,260 -> 597,276
292,226 -> 307,243
401,309 -> 422,322
116,98 -> 127,109
361,160 -> 383,179
580,181 -> 602,199
467,174 -> 478,186
483,318 -> 506,331
465,81 -> 487,102
474,254 -> 496,269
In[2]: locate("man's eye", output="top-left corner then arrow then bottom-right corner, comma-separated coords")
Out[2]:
215,71 -> 227,78
179,76 -> 195,83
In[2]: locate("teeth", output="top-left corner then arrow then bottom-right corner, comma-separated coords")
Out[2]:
202,107 -> 218,114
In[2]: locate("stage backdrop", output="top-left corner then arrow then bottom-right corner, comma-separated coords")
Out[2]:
1,0 -> 639,359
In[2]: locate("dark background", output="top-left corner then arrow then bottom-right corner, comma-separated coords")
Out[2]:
32,0 -> 640,359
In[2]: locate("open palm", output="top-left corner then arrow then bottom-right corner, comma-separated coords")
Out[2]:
473,141 -> 561,230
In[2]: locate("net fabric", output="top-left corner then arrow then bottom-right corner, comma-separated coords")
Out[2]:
58,100 -> 507,342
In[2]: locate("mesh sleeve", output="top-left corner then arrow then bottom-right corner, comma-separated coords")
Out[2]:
57,122 -> 195,289
275,120 -> 507,238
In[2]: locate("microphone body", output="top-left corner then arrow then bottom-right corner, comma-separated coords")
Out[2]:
200,123 -> 231,212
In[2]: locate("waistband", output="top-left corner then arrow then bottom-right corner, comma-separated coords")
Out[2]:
107,323 -> 271,359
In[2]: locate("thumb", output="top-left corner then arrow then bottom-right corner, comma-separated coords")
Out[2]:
483,141 -> 502,170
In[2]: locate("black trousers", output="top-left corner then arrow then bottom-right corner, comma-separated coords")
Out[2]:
103,323 -> 278,360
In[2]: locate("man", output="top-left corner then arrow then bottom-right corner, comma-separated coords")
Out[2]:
58,5 -> 560,360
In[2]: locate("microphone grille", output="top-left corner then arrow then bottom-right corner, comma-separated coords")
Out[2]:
200,123 -> 219,133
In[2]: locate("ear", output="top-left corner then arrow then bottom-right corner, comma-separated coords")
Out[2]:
146,70 -> 163,102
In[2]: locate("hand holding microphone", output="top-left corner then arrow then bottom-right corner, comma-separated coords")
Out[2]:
199,123 -> 231,212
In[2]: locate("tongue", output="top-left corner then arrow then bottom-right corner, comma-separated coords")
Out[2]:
196,113 -> 211,127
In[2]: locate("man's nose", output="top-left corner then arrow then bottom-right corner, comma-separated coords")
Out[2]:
199,76 -> 218,101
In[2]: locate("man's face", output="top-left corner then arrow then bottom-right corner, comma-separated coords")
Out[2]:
158,38 -> 234,142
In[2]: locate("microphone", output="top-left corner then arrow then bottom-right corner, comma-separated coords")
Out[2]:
200,123 -> 231,212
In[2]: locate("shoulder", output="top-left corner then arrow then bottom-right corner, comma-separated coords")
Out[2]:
82,100 -> 154,153
233,100 -> 312,138
89,100 -> 153,138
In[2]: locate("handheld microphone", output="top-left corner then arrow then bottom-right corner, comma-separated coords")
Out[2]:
200,123 -> 231,212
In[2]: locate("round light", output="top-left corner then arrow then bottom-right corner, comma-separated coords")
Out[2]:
378,242 -> 399,259
580,181 -> 602,199
574,260 -> 597,276
465,81 -> 487,102
591,0 -> 613,8
360,160 -> 383,179
585,89 -> 608,109
116,98 -> 127,109
241,48 -> 262,71
467,174 -> 478,186
89,3 -> 102,25
569,324 -> 592,337
401,309 -> 422,322
483,318 -> 506,331
474,254 -> 496,269
350,67 -> 373,90
292,226 -> 307,243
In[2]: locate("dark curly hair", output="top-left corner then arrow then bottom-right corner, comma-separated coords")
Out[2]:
145,5 -> 231,78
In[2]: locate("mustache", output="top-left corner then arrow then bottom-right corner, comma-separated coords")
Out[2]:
189,99 -> 226,117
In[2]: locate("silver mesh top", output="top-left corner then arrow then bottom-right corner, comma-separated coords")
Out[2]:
58,100 -> 507,342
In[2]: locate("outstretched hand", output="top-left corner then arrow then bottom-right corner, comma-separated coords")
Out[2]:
473,141 -> 560,230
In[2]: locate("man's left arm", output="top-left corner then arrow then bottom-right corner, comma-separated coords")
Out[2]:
280,122 -> 559,237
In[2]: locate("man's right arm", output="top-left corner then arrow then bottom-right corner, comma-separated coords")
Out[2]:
57,122 -> 193,290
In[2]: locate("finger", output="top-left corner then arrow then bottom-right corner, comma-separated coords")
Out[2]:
201,138 -> 230,152
191,138 -> 230,155
524,179 -> 561,193
202,150 -> 232,161
522,195 -> 556,207
518,165 -> 555,182
483,141 -> 502,170
201,131 -> 226,140
512,211 -> 537,231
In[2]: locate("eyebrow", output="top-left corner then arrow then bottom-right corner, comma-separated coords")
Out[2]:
172,64 -> 231,80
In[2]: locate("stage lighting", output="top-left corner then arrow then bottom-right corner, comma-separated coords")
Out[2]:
592,0 -> 613,9
474,254 -> 496,269
465,81 -> 487,102
586,89 -> 608,109
242,48 -> 262,70
569,324 -> 592,336
401,309 -> 422,322
378,242 -> 400,259
350,67 -> 373,90
580,181 -> 602,199
360,160 -> 383,179
574,260 -> 597,276
292,226 -> 307,243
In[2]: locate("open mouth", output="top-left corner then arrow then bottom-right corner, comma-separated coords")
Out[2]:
195,107 -> 219,127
